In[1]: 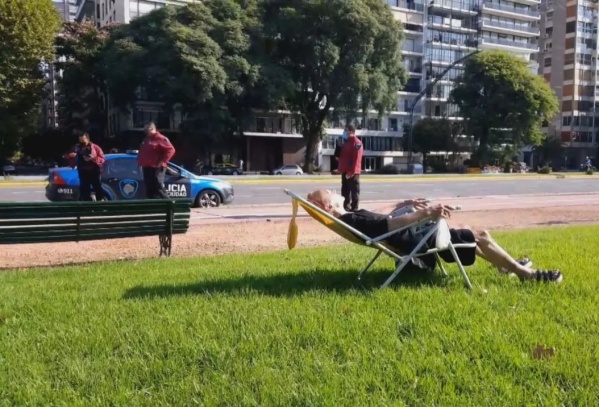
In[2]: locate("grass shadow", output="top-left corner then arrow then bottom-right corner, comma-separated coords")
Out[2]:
122,266 -> 450,299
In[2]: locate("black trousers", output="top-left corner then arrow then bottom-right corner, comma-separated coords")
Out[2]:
78,167 -> 104,201
341,173 -> 360,211
142,167 -> 168,199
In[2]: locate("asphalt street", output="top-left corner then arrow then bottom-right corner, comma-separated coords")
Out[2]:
1,177 -> 599,205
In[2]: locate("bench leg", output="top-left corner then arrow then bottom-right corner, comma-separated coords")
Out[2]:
159,234 -> 172,257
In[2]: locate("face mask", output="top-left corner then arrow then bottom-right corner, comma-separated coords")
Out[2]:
342,130 -> 348,140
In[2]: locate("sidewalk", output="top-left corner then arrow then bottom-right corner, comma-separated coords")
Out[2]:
191,192 -> 599,224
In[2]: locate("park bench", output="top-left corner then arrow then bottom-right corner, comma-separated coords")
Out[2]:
0,199 -> 193,256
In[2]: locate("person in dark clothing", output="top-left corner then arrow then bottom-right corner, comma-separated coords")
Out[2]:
64,133 -> 106,201
338,124 -> 363,211
306,189 -> 564,283
137,122 -> 176,199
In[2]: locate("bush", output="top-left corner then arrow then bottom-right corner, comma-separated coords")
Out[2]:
378,164 -> 400,174
537,166 -> 552,174
586,168 -> 594,175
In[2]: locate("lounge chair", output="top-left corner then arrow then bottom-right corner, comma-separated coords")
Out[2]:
285,189 -> 475,289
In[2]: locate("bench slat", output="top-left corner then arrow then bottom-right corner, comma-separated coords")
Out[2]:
0,226 -> 189,244
0,199 -> 193,209
0,220 -> 190,234
0,207 -> 191,219
0,213 -> 191,227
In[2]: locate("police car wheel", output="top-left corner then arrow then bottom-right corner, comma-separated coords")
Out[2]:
197,190 -> 221,208
296,171 -> 301,175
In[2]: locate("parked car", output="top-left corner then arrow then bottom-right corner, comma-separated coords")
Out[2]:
273,164 -> 303,175
200,163 -> 243,176
45,152 -> 234,208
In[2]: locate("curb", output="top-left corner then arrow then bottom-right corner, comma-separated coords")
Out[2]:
1,174 -> 596,188
203,192 -> 599,210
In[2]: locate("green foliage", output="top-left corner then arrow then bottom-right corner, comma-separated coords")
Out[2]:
537,165 -> 552,174
534,135 -> 564,166
261,0 -> 406,171
403,117 -> 457,168
0,0 -> 62,158
450,50 -> 559,152
1,225 -> 599,404
103,0 -> 266,159
55,21 -> 112,139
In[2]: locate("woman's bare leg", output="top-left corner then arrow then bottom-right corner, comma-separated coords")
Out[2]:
473,230 -> 535,280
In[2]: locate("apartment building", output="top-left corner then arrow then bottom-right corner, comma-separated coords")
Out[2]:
72,0 -> 540,171
42,1 -> 79,131
539,0 -> 598,167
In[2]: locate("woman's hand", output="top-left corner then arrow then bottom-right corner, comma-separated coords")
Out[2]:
426,204 -> 453,219
396,197 -> 428,210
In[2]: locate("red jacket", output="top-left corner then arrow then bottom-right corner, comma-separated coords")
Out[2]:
64,143 -> 105,170
138,132 -> 176,168
338,136 -> 363,175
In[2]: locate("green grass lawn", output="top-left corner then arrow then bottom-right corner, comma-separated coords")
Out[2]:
1,226 -> 599,406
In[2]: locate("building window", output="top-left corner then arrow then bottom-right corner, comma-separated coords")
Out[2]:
388,118 -> 398,132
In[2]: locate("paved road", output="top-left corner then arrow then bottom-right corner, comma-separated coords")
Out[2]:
1,177 -> 599,205
189,191 -> 599,224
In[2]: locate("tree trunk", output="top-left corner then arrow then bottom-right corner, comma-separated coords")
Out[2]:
303,133 -> 319,174
422,152 -> 428,173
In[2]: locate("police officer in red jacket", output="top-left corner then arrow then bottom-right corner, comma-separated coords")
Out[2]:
64,132 -> 106,201
137,122 -> 176,199
338,124 -> 363,211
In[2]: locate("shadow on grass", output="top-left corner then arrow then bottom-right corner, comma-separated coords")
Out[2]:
122,267 -> 450,299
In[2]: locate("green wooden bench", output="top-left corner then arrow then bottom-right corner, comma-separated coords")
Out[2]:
0,199 -> 193,256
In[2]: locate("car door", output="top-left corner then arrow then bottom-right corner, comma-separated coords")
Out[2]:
102,157 -> 146,200
163,164 -> 193,200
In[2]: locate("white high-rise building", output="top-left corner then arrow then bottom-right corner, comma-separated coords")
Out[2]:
75,0 -> 198,25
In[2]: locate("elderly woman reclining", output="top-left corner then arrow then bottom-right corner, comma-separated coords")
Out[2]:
307,189 -> 563,283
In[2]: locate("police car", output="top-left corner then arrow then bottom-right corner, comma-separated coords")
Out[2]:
45,151 -> 234,208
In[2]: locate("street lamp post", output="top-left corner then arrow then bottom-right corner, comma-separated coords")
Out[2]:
406,50 -> 481,172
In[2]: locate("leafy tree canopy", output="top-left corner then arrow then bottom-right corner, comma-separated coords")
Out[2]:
403,117 -> 457,167
0,0 -> 61,157
260,0 -> 407,171
450,50 -> 559,151
55,21 -> 112,138
102,0 -> 267,159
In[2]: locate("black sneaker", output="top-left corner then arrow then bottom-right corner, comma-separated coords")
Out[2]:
500,257 -> 532,275
533,270 -> 563,283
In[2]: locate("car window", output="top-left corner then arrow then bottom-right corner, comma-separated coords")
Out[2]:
104,158 -> 140,179
165,165 -> 180,177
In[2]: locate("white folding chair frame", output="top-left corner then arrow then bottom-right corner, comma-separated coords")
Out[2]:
285,189 -> 475,290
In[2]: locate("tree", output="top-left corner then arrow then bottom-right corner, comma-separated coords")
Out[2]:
260,0 -> 407,172
403,117 -> 455,169
534,135 -> 565,167
102,0 -> 266,161
55,21 -> 112,139
450,50 -> 559,163
0,0 -> 61,158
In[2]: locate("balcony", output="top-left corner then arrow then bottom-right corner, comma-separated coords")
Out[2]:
408,65 -> 423,75
428,21 -> 478,34
427,38 -> 478,50
480,19 -> 539,37
403,44 -> 424,54
400,83 -> 422,94
481,2 -> 540,20
479,37 -> 539,52
428,0 -> 478,16
246,117 -> 300,135
387,0 -> 425,12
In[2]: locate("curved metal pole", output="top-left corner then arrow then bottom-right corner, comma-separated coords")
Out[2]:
406,49 -> 481,170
